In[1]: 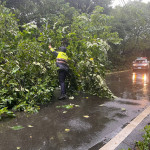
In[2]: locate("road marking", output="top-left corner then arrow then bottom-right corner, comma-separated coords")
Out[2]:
100,105 -> 150,150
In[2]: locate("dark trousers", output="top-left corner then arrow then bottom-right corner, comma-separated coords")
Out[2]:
58,69 -> 67,95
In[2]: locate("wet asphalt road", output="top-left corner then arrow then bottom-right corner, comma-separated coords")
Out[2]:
0,70 -> 150,150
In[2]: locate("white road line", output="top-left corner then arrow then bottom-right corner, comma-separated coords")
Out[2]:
100,105 -> 150,150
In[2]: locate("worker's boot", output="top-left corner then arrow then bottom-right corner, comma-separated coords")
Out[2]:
58,94 -> 67,100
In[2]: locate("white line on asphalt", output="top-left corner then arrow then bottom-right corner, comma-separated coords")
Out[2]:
99,105 -> 150,150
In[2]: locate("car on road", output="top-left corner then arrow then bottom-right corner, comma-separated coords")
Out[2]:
132,57 -> 149,71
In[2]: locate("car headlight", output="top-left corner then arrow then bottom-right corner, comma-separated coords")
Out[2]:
143,64 -> 148,66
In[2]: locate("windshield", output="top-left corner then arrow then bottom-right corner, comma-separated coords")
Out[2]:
135,60 -> 147,63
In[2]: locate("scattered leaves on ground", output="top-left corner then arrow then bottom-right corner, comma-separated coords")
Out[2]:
16,147 -> 21,150
64,104 -> 74,109
83,115 -> 90,118
63,111 -> 67,113
69,96 -> 74,100
10,125 -> 24,130
56,104 -> 74,109
28,125 -> 34,128
50,137 -> 54,140
121,108 -> 126,111
99,104 -> 104,106
56,106 -> 61,108
65,129 -> 70,132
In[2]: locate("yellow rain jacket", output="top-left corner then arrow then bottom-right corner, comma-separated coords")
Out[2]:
50,47 -> 69,71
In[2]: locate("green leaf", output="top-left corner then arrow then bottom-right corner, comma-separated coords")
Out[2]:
11,67 -> 20,74
65,105 -> 74,109
56,106 -> 61,108
10,125 -> 24,130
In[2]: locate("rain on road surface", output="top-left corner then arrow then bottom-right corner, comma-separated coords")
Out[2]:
0,70 -> 150,150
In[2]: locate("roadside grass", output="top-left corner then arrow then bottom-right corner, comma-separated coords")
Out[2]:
135,125 -> 150,150
120,125 -> 150,150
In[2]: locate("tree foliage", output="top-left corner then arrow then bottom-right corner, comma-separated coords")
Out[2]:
2,0 -> 150,120
109,1 -> 150,69
2,0 -> 150,119
0,1 -> 121,119
64,0 -> 113,14
0,6 -> 58,118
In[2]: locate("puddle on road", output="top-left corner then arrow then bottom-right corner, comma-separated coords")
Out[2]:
0,95 -> 115,150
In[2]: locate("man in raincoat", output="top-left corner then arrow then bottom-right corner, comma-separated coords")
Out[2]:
49,44 -> 69,100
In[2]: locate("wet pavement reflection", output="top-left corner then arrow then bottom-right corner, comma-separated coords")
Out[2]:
0,70 -> 150,150
106,70 -> 150,100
